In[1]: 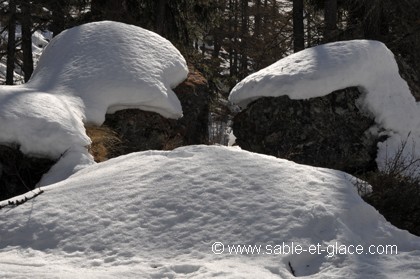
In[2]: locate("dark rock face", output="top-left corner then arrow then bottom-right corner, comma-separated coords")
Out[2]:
396,56 -> 420,101
103,66 -> 209,158
0,145 -> 55,201
232,87 -> 384,175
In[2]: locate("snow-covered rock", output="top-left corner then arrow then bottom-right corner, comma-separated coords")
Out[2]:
232,87 -> 380,174
29,20 -> 188,123
229,40 -> 420,170
0,21 -> 188,184
0,88 -> 90,158
103,66 -> 210,158
0,145 -> 419,278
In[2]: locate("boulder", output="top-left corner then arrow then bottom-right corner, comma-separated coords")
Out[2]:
232,87 -> 385,175
102,66 -> 209,159
0,145 -> 55,201
396,55 -> 420,101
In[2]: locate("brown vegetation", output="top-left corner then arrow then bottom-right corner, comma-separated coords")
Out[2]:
85,125 -> 121,162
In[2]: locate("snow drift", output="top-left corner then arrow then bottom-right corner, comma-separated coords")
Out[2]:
229,40 -> 420,170
0,145 -> 419,278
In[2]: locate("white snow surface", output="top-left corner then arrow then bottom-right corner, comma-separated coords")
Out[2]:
229,40 -> 420,170
0,21 -> 188,182
1,145 -> 419,278
29,21 -> 188,123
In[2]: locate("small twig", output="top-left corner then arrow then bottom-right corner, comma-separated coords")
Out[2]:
0,188 -> 44,210
288,261 -> 296,277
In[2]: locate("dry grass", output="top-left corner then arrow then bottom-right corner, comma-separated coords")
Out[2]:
162,134 -> 184,151
85,125 -> 121,162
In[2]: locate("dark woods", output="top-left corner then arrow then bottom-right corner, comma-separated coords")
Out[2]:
0,0 -> 419,89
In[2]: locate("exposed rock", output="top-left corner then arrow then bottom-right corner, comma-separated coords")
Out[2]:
0,145 -> 56,201
396,55 -> 420,101
232,87 -> 385,175
102,66 -> 209,158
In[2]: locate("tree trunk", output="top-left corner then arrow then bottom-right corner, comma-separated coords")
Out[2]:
156,0 -> 166,35
324,0 -> 337,42
307,7 -> 312,47
6,0 -> 16,85
213,27 -> 222,58
21,0 -> 33,82
91,0 -> 104,20
232,0 -> 239,77
51,2 -> 65,37
293,0 -> 304,52
254,0 -> 261,37
240,0 -> 248,78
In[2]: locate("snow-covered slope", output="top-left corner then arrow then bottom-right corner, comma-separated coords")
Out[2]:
1,145 -> 419,278
0,21 -> 188,184
229,40 -> 420,170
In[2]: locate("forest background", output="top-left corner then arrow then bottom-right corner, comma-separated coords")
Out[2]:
1,0 -> 419,100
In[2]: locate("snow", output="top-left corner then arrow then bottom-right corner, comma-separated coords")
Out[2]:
29,21 -> 188,123
31,30 -> 51,64
1,145 -> 419,278
229,40 -> 420,170
0,21 -> 188,183
0,87 -> 90,158
0,26 -> 419,278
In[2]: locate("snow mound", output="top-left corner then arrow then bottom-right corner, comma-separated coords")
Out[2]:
1,145 -> 419,278
0,86 -> 90,158
0,21 -> 188,182
29,21 -> 188,123
229,40 -> 420,170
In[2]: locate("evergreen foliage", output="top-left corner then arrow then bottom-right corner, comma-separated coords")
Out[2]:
0,0 -> 418,88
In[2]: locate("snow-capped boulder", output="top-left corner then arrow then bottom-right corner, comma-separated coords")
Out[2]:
28,20 -> 188,123
230,40 -> 420,172
0,21 -> 189,189
233,87 -> 382,174
103,66 -> 209,158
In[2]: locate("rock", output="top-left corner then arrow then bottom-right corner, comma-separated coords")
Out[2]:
102,66 -> 209,158
396,55 -> 420,101
232,87 -> 385,175
0,145 -> 56,201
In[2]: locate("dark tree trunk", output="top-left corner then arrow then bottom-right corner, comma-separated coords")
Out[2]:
211,1 -> 225,58
213,27 -> 222,58
156,0 -> 166,35
262,0 -> 268,28
240,0 -> 248,78
324,0 -> 337,42
91,0 -> 104,20
254,0 -> 261,37
232,0 -> 239,77
21,0 -> 33,82
293,0 -> 304,52
51,2 -> 65,37
307,7 -> 312,47
6,0 -> 16,85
